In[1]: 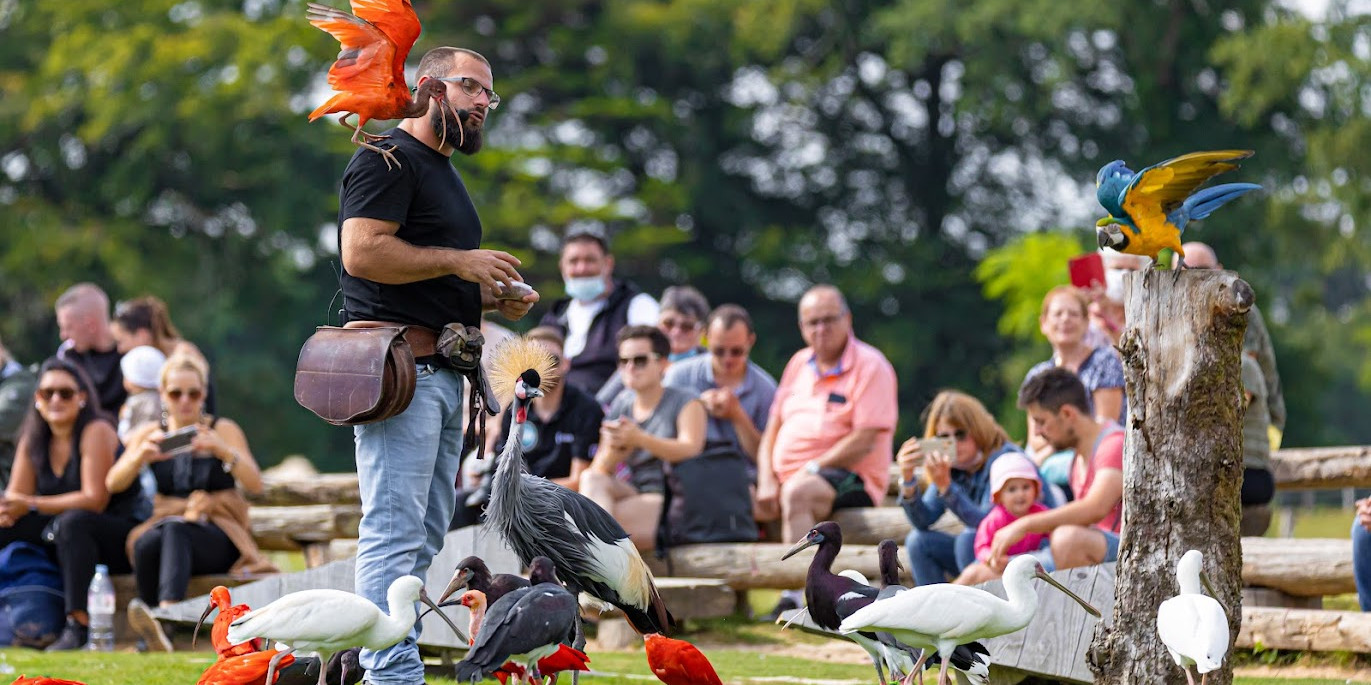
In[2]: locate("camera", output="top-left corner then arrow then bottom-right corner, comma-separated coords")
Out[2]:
922,436 -> 957,459
159,425 -> 198,455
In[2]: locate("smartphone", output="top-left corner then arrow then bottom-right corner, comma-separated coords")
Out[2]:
922,436 -> 956,458
159,425 -> 198,455
1069,252 -> 1106,289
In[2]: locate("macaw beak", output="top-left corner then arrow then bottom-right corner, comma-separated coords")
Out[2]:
1096,216 -> 1123,227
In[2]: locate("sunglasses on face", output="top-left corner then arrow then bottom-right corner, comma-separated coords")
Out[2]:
660,318 -> 700,333
618,354 -> 661,369
710,347 -> 747,359
936,429 -> 969,441
37,387 -> 79,402
167,388 -> 204,402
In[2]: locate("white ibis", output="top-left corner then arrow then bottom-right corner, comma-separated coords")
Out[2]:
225,575 -> 465,685
482,338 -> 673,636
840,554 -> 1101,685
439,555 -> 532,607
455,557 -> 582,684
1157,550 -> 1228,685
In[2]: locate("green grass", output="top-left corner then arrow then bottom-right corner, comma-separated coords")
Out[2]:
1272,505 -> 1358,540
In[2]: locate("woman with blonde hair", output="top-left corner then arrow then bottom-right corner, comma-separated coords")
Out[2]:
106,353 -> 273,652
896,390 -> 1057,585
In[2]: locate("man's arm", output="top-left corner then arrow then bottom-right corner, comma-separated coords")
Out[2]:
1016,467 -> 1123,534
813,427 -> 881,470
341,218 -> 522,291
730,409 -> 764,460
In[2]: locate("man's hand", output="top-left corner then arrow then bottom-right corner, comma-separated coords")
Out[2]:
755,477 -> 779,520
452,249 -> 524,292
1357,497 -> 1371,532
494,291 -> 539,321
988,518 -> 1029,571
700,388 -> 742,421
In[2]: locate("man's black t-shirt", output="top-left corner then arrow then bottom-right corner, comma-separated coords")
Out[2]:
57,344 -> 125,414
337,128 -> 482,330
496,384 -> 604,479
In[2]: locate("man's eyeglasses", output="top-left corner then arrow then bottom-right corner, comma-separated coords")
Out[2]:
37,387 -> 78,402
710,347 -> 747,359
433,76 -> 501,109
618,354 -> 661,369
935,429 -> 969,442
168,388 -> 204,402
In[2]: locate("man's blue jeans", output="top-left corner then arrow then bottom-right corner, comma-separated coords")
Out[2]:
354,366 -> 465,684
905,527 -> 976,586
1354,517 -> 1371,612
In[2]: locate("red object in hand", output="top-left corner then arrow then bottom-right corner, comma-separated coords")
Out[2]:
644,633 -> 722,685
11,676 -> 87,685
1068,252 -> 1106,290
200,585 -> 262,659
196,649 -> 297,685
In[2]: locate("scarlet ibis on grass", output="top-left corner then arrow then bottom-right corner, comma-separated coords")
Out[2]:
482,339 -> 674,637
1157,550 -> 1229,685
454,557 -> 582,684
439,555 -> 531,607
643,633 -> 722,685
196,585 -> 262,658
840,554 -> 1101,685
226,575 -> 464,685
197,649 -> 296,685
456,589 -> 590,685
9,677 -> 85,685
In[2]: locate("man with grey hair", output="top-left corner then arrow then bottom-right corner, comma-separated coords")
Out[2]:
0,335 -> 37,490
335,44 -> 538,685
54,283 -> 125,411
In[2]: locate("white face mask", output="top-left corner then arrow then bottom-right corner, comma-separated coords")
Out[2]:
564,275 -> 607,302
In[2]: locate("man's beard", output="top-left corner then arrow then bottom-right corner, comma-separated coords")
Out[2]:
431,105 -> 483,155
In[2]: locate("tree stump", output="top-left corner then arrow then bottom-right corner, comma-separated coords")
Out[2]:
1089,269 -> 1253,685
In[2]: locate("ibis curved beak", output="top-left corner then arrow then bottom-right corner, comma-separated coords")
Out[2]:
1035,569 -> 1102,618
1199,571 -> 1228,613
193,600 -> 216,649
418,588 -> 468,644
781,535 -> 820,561
438,568 -> 474,605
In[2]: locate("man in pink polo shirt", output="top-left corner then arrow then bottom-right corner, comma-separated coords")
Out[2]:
756,285 -> 898,620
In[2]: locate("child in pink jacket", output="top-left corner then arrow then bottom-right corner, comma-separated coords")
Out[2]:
957,452 -> 1051,584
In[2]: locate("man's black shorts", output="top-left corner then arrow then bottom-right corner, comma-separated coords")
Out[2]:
817,467 -> 874,510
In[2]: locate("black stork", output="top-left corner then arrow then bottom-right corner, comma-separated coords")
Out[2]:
454,556 -> 579,684
482,339 -> 674,637
438,555 -> 532,607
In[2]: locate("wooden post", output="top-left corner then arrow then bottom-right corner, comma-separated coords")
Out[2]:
1089,270 -> 1252,685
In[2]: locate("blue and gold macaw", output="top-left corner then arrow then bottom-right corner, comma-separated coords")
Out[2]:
1094,150 -> 1261,266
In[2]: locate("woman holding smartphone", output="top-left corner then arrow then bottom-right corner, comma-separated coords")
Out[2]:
106,353 -> 271,652
896,390 -> 1057,586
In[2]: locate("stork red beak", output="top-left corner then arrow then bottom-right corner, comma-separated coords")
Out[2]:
192,600 -> 216,649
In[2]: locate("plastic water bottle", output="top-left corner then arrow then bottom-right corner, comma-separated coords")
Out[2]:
86,564 -> 116,651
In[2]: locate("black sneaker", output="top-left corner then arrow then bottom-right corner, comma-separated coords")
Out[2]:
128,598 -> 174,653
758,595 -> 801,623
45,619 -> 88,651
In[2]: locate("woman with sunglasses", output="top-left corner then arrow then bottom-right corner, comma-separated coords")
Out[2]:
580,326 -> 706,551
896,390 -> 1058,586
0,357 -> 147,650
595,286 -> 711,407
106,354 -> 271,652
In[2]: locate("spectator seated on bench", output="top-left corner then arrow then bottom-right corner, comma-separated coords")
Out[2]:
0,357 -> 147,651
106,354 -> 273,652
1355,496 -> 1370,612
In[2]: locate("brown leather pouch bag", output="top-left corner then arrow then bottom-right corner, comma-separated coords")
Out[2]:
293,326 -> 417,425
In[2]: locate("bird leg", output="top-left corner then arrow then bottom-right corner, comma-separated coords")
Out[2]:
316,651 -> 334,685
340,115 -> 401,171
265,646 -> 297,685
869,655 -> 888,685
900,650 -> 929,685
937,658 -> 950,685
1196,669 -> 1204,685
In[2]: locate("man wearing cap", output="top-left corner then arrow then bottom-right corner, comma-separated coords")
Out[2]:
539,230 -> 659,396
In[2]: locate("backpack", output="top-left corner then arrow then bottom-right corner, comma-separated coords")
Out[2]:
657,444 -> 759,557
0,541 -> 65,648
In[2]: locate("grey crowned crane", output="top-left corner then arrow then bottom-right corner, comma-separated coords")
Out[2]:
482,338 -> 674,635
454,557 -> 580,684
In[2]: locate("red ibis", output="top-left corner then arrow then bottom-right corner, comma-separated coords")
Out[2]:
1157,550 -> 1228,685
643,633 -> 722,685
196,585 -> 263,658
